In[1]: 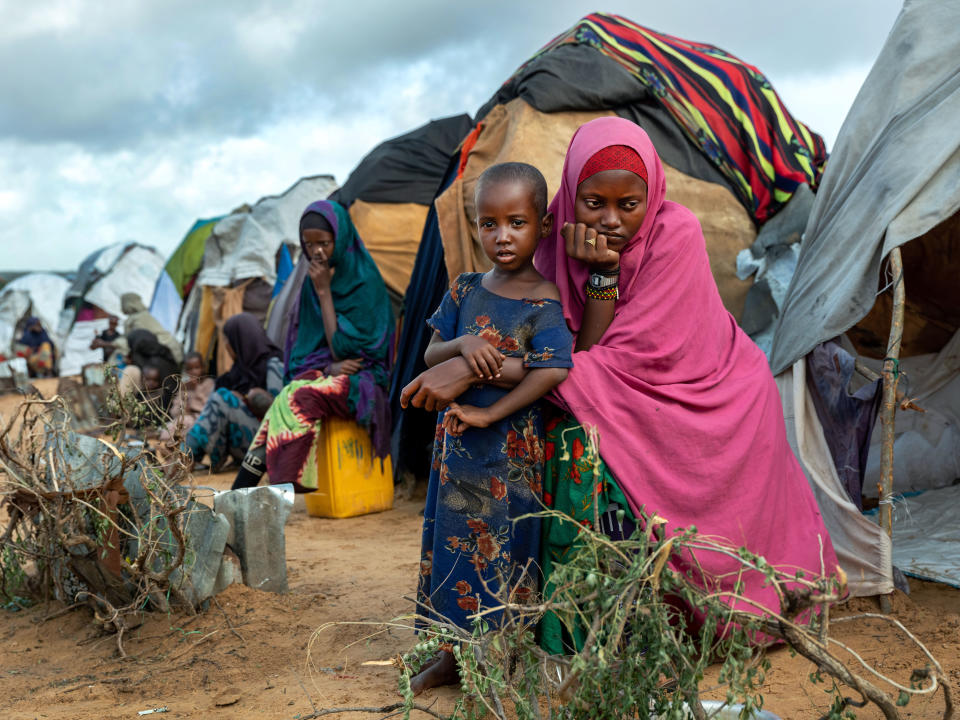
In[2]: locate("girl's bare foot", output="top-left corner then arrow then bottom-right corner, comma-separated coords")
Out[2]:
409,649 -> 458,696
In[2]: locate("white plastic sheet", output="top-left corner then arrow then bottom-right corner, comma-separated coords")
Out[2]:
776,361 -> 893,597
197,175 -> 336,287
0,273 -> 69,353
889,485 -> 960,588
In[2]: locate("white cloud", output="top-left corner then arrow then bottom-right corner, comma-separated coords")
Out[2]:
773,64 -> 874,150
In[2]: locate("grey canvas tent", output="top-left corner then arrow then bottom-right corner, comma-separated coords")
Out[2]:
769,0 -> 960,595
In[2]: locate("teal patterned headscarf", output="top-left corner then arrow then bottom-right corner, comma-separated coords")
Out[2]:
285,200 -> 393,384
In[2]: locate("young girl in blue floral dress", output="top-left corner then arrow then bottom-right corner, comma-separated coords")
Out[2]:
401,162 -> 574,694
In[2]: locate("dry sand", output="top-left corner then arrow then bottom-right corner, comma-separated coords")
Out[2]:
0,383 -> 957,719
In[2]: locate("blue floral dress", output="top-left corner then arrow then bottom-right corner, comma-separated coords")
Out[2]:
417,273 -> 574,632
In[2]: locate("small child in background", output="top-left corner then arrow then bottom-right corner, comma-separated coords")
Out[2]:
158,352 -> 215,463
401,162 -> 574,694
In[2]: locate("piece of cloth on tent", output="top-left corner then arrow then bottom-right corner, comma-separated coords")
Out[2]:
769,0 -> 960,374
805,341 -> 883,509
388,155 -> 459,482
150,217 -> 220,335
213,279 -> 252,376
272,243 -> 295,298
485,13 -> 826,222
536,117 -> 839,622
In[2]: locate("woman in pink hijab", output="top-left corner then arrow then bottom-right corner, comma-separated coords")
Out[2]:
534,116 -> 838,653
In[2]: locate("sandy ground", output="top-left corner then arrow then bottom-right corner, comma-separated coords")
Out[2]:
0,382 -> 958,719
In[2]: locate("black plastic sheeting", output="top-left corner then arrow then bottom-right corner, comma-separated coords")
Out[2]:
476,43 -> 733,194
329,114 -> 473,208
388,154 -> 461,480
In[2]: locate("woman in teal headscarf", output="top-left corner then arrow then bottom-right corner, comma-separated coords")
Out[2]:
232,200 -> 394,491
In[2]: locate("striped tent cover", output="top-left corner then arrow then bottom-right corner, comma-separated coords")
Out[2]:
509,13 -> 827,223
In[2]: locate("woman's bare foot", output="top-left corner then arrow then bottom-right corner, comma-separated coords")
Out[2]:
409,649 -> 459,696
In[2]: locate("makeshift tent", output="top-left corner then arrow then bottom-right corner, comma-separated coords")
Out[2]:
57,242 -> 166,376
767,0 -> 960,595
390,12 -> 827,480
0,273 -> 69,357
149,217 -> 221,334
326,115 -> 473,300
176,175 -> 337,375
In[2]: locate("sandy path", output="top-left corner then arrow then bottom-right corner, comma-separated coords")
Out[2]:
0,386 -> 957,719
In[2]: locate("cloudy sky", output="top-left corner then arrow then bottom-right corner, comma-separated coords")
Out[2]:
1,0 -> 904,271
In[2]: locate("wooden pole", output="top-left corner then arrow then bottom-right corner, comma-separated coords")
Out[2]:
878,247 -> 905,613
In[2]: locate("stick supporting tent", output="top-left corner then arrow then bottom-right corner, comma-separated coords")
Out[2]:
877,247 -> 905,614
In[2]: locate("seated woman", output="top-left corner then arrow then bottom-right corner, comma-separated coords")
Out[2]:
157,352 -> 215,459
184,313 -> 282,472
120,293 -> 183,363
232,200 -> 393,491
120,329 -> 180,410
15,317 -> 56,378
402,118 -> 839,653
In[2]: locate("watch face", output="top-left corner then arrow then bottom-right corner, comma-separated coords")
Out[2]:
590,273 -> 617,289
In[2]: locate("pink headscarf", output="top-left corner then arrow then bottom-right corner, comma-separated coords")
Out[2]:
536,117 -> 838,618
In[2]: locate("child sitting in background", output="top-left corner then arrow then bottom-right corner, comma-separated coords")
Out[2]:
400,162 -> 574,694
158,352 -> 215,464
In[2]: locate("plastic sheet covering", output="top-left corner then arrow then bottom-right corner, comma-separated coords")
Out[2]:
58,318 -> 110,377
886,484 -> 960,588
197,175 -> 337,288
770,0 -> 960,374
61,243 -> 166,331
776,361 -> 893,597
861,328 -> 960,494
0,273 -> 70,353
735,186 -> 814,355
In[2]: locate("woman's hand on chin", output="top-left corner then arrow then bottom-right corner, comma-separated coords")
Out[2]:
307,251 -> 335,293
561,222 -> 620,272
330,358 -> 363,376
400,357 -> 476,412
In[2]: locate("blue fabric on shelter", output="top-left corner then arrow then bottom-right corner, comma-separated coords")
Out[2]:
805,340 -> 882,509
272,244 -> 294,298
388,154 -> 459,480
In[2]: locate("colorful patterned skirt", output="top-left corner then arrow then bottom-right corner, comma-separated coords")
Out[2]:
185,388 -> 261,470
250,370 -> 354,490
539,411 -> 638,655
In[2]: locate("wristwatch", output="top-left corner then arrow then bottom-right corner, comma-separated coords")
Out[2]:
589,272 -> 619,289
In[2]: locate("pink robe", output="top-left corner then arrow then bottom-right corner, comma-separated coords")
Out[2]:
534,117 -> 839,620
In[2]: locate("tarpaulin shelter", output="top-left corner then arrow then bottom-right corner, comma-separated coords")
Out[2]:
175,175 -> 337,375
149,217 -> 221,335
0,273 -> 69,357
769,0 -> 960,595
57,242 -> 166,376
390,11 -> 827,480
